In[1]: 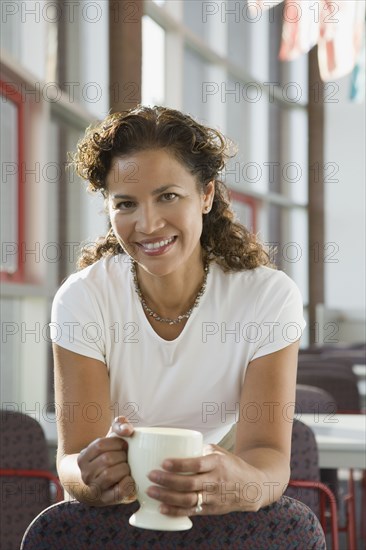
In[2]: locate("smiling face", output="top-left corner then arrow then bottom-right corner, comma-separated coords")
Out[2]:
107,149 -> 214,277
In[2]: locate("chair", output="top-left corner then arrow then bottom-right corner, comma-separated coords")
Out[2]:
285,418 -> 339,550
299,346 -> 324,355
295,384 -> 340,498
21,495 -> 326,549
346,343 -> 366,352
302,350 -> 366,373
299,343 -> 366,355
296,360 -> 361,543
295,384 -> 337,417
0,410 -> 63,550
297,361 -> 361,413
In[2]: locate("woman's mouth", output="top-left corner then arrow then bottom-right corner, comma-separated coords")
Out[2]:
137,236 -> 177,256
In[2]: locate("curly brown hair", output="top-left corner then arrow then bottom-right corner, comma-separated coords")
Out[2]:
72,105 -> 272,271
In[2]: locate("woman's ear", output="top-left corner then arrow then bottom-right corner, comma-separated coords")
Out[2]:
203,180 -> 215,212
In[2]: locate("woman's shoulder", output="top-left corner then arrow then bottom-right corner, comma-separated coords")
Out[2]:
211,262 -> 304,325
54,254 -> 130,300
213,261 -> 290,287
212,262 -> 301,303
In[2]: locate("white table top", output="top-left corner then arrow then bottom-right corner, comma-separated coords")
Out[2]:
353,364 -> 366,378
299,414 -> 366,469
353,364 -> 366,398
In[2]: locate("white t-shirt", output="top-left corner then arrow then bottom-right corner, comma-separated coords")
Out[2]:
50,255 -> 306,444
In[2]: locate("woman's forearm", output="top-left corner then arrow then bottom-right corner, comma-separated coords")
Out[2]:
235,447 -> 290,510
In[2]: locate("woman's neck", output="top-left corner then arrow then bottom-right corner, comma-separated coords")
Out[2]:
135,255 -> 208,319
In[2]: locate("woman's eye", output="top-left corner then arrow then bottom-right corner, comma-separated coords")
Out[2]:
115,201 -> 135,210
161,193 -> 178,201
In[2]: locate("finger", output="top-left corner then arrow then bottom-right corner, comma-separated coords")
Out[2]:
161,453 -> 219,474
110,416 -> 135,437
79,449 -> 128,486
80,436 -> 127,463
146,485 -> 199,510
90,449 -> 128,479
97,475 -> 137,506
159,500 -> 207,518
94,460 -> 131,491
147,470 -> 202,493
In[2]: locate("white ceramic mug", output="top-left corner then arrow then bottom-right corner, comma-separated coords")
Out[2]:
121,427 -> 203,531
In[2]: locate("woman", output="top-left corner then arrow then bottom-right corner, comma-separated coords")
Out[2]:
51,105 -> 306,517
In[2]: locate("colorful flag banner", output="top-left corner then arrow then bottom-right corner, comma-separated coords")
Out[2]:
248,0 -> 366,82
350,31 -> 365,102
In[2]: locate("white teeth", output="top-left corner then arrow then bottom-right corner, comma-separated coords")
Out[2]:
142,237 -> 175,250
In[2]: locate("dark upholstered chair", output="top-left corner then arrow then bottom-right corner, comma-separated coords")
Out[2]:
299,344 -> 366,356
296,361 -> 361,413
321,349 -> 366,365
0,410 -> 63,550
297,351 -> 365,544
286,419 -> 339,549
295,384 -> 339,500
295,384 -> 337,417
21,495 -> 326,549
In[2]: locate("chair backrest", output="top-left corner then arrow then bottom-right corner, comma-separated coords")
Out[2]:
295,384 -> 337,415
294,385 -> 339,498
346,342 -> 366,352
296,362 -> 361,413
21,495 -> 326,549
0,410 -> 54,550
300,343 -> 366,355
299,346 -> 324,355
298,351 -> 365,369
286,418 -> 321,516
321,350 -> 366,367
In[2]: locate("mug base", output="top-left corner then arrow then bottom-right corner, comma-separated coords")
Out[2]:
129,508 -> 193,531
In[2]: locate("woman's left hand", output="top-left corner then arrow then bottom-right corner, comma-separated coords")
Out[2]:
146,444 -> 265,517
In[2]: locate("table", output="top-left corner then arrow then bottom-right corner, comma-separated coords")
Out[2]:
299,414 -> 366,469
300,414 -> 366,549
353,364 -> 366,403
353,365 -> 366,380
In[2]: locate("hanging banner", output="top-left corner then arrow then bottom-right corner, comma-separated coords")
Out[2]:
248,0 -> 366,82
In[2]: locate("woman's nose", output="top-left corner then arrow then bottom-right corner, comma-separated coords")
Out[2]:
135,204 -> 165,234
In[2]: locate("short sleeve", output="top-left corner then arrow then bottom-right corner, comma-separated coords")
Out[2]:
250,272 -> 306,362
50,276 -> 106,362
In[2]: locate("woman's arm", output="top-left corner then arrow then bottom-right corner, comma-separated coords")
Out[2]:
53,344 -> 135,505
233,339 -> 300,507
144,341 -> 300,516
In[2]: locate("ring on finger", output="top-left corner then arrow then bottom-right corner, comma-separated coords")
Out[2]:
195,492 -> 203,513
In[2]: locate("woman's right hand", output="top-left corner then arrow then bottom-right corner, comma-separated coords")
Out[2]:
76,416 -> 136,505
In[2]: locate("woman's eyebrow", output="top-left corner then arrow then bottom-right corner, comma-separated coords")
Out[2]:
111,184 -> 182,200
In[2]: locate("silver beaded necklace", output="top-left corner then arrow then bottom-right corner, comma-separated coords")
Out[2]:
131,260 -> 210,325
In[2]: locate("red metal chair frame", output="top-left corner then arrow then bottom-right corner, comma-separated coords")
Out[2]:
0,468 -> 64,502
336,468 -> 359,550
288,479 -> 339,550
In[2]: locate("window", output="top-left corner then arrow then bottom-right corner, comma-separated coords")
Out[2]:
1,2 -> 110,417
0,80 -> 24,282
230,191 -> 257,234
142,16 -> 165,106
183,47 -> 210,122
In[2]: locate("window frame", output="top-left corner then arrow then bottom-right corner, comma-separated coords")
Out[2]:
0,79 -> 25,283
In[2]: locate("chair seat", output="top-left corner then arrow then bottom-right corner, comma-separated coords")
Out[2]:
21,496 -> 325,549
